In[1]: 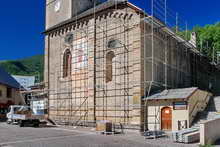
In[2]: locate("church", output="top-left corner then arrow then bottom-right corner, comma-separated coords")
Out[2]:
44,0 -> 219,131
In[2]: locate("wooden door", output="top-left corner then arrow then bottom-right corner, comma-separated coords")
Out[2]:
161,107 -> 172,130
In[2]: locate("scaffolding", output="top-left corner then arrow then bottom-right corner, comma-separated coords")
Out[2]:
142,0 -> 189,132
45,0 -> 218,131
47,0 -> 135,127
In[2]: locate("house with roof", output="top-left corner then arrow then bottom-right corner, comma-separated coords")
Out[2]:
0,67 -> 25,118
12,75 -> 35,90
145,88 -> 212,131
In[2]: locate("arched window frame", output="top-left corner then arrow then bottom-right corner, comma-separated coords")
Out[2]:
106,51 -> 115,83
63,49 -> 72,78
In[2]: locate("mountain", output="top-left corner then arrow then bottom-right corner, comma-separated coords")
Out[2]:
0,55 -> 44,82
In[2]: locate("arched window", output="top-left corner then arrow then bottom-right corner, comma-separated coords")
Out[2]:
107,39 -> 121,49
63,49 -> 72,78
106,51 -> 115,83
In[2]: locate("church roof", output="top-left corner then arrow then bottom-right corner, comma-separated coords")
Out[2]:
0,67 -> 21,89
44,0 -> 131,34
12,75 -> 35,90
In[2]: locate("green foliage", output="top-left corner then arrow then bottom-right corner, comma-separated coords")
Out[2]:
0,55 -> 44,82
177,30 -> 191,41
176,22 -> 220,60
195,22 -> 220,59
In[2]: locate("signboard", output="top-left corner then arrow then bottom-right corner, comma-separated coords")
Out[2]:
32,100 -> 45,115
173,101 -> 187,110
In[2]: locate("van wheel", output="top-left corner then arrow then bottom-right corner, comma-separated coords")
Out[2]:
33,120 -> 40,127
19,121 -> 24,127
33,123 -> 39,128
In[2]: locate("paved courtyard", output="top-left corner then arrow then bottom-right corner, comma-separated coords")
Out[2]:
0,122 -> 199,147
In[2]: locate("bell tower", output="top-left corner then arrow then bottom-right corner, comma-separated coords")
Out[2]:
46,0 -> 97,29
46,0 -> 72,29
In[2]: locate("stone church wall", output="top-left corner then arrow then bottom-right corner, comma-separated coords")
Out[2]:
45,7 -> 143,128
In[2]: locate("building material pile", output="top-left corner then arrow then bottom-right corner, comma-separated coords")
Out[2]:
96,120 -> 113,133
184,131 -> 200,143
172,128 -> 200,143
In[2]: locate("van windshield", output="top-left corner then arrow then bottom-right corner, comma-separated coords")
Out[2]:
13,107 -> 22,113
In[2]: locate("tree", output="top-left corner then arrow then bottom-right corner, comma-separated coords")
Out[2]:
176,22 -> 220,61
194,22 -> 220,60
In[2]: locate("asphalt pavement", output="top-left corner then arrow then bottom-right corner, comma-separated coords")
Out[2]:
0,122 -> 198,147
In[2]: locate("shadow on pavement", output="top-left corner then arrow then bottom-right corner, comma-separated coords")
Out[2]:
0,118 -> 7,122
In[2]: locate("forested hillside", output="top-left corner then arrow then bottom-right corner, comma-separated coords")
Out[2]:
0,55 -> 44,82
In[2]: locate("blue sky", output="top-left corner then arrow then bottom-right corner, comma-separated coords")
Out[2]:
0,0 -> 219,60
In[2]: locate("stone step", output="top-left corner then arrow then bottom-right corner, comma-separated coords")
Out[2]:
208,97 -> 220,112
191,96 -> 220,127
